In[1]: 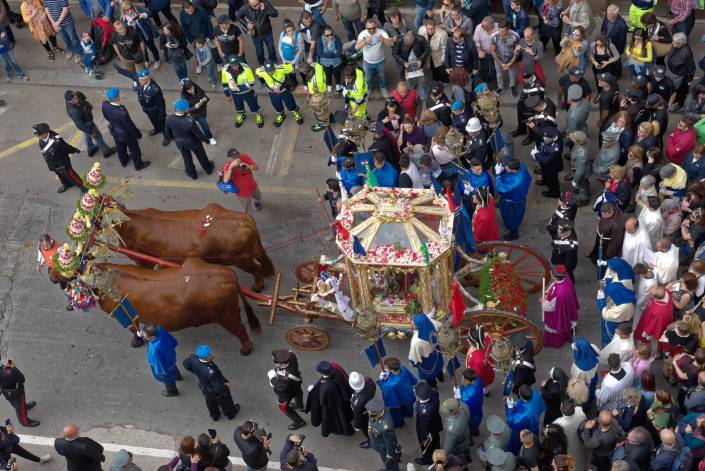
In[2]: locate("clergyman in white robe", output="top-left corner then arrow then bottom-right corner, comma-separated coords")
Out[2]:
652,241 -> 679,285
621,218 -> 652,267
638,206 -> 663,250
599,326 -> 635,368
553,405 -> 588,471
596,362 -> 634,411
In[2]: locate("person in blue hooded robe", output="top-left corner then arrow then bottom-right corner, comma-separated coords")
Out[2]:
144,324 -> 181,396
408,313 -> 445,388
378,356 -> 417,427
457,368 -> 483,436
571,337 -> 601,406
598,257 -> 636,346
495,158 -> 532,241
505,384 -> 546,454
463,158 -> 494,196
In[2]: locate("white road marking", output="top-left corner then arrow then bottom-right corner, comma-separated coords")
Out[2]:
265,130 -> 282,175
18,434 -> 350,471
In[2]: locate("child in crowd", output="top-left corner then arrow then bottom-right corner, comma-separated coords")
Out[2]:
647,389 -> 673,431
339,157 -> 363,198
0,26 -> 27,82
628,342 -> 655,387
194,36 -> 216,88
79,31 -> 97,77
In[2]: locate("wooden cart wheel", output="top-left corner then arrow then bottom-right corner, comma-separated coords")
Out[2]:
286,326 -> 330,351
474,242 -> 551,294
456,309 -> 544,355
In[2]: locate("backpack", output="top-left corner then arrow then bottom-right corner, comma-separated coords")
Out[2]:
671,446 -> 693,471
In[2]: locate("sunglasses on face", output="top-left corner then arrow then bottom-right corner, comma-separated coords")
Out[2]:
367,27 -> 376,32
324,33 -> 333,37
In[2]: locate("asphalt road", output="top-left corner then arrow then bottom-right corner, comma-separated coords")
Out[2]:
1,5 -> 705,470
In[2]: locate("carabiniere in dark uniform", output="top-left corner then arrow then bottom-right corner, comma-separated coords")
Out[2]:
0,357 -> 40,427
165,99 -> 215,180
113,65 -> 170,146
512,64 -> 545,138
33,123 -> 87,194
413,382 -> 443,466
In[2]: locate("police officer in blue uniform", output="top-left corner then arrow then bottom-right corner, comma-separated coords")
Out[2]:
113,66 -> 170,146
535,126 -> 564,198
366,398 -> 401,471
182,344 -> 240,421
165,99 -> 214,180
101,88 -> 151,170
413,381 -> 442,466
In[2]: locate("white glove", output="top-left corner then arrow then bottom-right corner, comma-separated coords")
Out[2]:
267,369 -> 276,386
530,148 -> 538,158
453,386 -> 461,399
597,260 -> 607,267
571,180 -> 578,188
307,383 -> 315,392
597,289 -> 605,299
329,155 -> 337,163
379,369 -> 389,381
463,182 -> 474,195
494,163 -> 505,174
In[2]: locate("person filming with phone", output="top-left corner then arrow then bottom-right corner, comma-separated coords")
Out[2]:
279,434 -> 318,471
0,419 -> 50,467
196,431 -> 231,470
234,420 -> 270,471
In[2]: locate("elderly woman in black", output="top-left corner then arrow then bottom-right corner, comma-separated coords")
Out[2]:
667,32 -> 696,111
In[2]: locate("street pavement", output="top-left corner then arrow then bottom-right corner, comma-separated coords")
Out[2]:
1,5 -> 705,470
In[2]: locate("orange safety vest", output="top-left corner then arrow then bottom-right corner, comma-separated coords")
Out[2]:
40,241 -> 60,270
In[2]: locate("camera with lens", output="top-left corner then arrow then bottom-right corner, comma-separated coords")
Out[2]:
253,426 -> 272,454
237,162 -> 250,172
4,457 -> 16,470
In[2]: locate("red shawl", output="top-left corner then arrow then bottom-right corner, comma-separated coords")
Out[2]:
666,128 -> 696,165
472,195 -> 500,243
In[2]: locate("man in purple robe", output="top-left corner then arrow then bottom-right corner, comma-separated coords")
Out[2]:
542,265 -> 579,348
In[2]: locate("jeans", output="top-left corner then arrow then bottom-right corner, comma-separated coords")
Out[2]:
309,5 -> 327,27
269,90 -> 298,113
56,21 -> 82,54
194,114 -> 213,140
172,58 -> 188,81
414,4 -> 431,29
246,466 -> 267,471
84,127 -> 111,153
252,33 -> 276,65
495,61 -> 517,89
233,90 -> 261,113
574,178 -> 589,201
144,37 -> 160,62
341,16 -> 362,41
405,73 -> 426,100
203,61 -> 216,84
363,60 -> 386,90
0,50 -> 23,76
82,51 -> 96,71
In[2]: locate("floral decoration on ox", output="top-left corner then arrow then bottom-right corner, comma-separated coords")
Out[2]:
478,252 -> 527,315
83,162 -> 106,190
77,189 -> 103,218
52,243 -> 80,278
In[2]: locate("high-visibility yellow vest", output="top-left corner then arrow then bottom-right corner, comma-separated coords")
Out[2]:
221,63 -> 255,94
255,63 -> 294,91
343,68 -> 368,105
306,62 -> 327,94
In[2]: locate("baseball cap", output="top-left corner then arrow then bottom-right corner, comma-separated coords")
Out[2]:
217,14 -> 230,24
567,84 -> 583,101
195,344 -> 212,359
654,65 -> 666,77
597,72 -> 614,84
64,90 -> 75,101
263,62 -> 275,73
625,87 -> 643,100
227,147 -> 240,158
645,93 -> 661,108
568,67 -> 581,77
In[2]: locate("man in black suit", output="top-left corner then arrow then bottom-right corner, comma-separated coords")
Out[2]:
100,87 -> 151,171
54,424 -> 105,471
600,5 -> 627,54
0,357 -> 40,427
165,99 -> 214,180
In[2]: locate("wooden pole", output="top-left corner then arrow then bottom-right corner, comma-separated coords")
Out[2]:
268,272 -> 282,325
315,189 -> 333,225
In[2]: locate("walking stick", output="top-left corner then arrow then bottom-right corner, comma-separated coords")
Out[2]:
315,189 -> 333,225
597,232 -> 605,280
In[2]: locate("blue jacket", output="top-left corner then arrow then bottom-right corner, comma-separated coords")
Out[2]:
179,6 -> 214,42
316,35 -> 343,61
373,162 -> 399,188
340,167 -> 363,193
102,101 -> 143,142
165,113 -> 207,150
511,7 -> 529,34
682,152 -> 705,182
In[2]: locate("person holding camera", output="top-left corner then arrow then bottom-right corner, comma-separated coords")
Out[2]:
0,357 -> 40,428
279,435 -> 318,471
234,420 -> 270,471
0,421 -> 50,466
221,147 -> 262,214
197,432 -> 231,470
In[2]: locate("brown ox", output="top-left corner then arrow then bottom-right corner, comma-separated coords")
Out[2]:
115,203 -> 275,291
96,258 -> 260,355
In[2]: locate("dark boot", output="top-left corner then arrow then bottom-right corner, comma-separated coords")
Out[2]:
284,407 -> 306,430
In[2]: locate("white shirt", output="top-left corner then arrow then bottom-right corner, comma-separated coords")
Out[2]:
473,22 -> 498,53
654,245 -> 679,285
357,29 -> 389,64
599,334 -> 635,367
401,162 -> 424,189
596,363 -> 634,410
553,407 -> 588,471
621,227 -> 652,267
